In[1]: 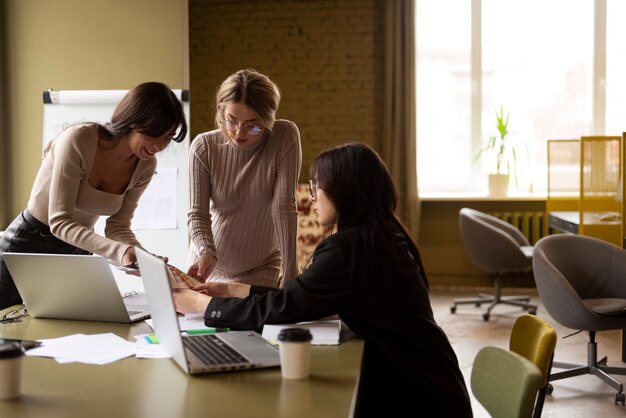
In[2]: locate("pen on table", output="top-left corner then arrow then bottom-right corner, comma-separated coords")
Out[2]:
187,327 -> 230,335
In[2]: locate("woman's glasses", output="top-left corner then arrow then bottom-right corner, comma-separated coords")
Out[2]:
308,180 -> 318,199
0,306 -> 28,324
220,119 -> 263,135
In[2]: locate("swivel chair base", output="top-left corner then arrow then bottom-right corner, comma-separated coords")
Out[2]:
450,276 -> 537,321
549,331 -> 626,406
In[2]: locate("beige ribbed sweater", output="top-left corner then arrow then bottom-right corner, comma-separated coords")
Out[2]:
188,120 -> 302,287
27,123 -> 156,264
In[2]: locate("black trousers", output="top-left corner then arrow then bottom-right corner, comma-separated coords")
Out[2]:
0,210 -> 90,310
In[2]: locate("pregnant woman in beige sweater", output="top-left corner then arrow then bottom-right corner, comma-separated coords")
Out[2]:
187,69 -> 302,288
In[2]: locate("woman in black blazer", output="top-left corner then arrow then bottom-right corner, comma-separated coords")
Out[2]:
174,142 -> 473,418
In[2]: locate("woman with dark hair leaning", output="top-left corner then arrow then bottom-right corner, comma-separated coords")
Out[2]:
174,142 -> 473,417
187,69 -> 301,287
0,82 -> 188,310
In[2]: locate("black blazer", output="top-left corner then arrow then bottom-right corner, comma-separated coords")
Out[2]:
205,225 -> 473,418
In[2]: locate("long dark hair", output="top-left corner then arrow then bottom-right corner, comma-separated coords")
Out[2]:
100,81 -> 187,143
310,142 -> 428,287
44,82 -> 188,157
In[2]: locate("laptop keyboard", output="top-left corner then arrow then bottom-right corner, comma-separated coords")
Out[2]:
184,334 -> 250,366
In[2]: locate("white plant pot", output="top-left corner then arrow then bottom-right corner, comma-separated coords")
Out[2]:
488,174 -> 509,197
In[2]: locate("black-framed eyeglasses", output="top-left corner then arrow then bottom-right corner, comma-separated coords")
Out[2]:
0,306 -> 28,324
308,180 -> 318,199
220,119 -> 263,135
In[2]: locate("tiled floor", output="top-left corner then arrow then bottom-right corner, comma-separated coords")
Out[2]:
429,287 -> 626,418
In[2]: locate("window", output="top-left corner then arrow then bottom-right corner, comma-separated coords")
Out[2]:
606,1 -> 626,134
416,0 -> 624,195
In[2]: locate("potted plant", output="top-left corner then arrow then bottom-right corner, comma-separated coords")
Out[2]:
476,106 -> 526,197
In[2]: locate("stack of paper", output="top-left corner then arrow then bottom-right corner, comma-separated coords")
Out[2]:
25,333 -> 136,365
262,320 -> 341,345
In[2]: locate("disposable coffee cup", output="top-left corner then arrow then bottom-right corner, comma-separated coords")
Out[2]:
0,341 -> 24,400
277,328 -> 313,380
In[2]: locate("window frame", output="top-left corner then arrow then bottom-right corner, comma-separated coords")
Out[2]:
416,0 -> 611,196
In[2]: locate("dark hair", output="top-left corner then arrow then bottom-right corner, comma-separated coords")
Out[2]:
215,69 -> 281,133
100,81 -> 187,143
310,142 -> 428,287
311,143 -> 401,230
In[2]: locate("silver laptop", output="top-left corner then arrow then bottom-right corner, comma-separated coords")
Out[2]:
136,247 -> 280,374
2,253 -> 150,323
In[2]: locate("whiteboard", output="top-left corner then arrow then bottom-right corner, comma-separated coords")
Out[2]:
42,89 -> 190,268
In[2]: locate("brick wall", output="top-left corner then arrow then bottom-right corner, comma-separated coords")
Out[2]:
189,0 -> 383,179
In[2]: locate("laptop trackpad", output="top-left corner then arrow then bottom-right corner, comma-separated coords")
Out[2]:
220,332 -> 280,365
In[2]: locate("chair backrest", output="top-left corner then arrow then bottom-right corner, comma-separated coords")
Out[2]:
510,314 -> 557,388
533,234 -> 626,331
459,208 -> 532,274
472,346 -> 543,418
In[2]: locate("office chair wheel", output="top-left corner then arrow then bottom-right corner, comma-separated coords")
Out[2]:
546,384 -> 553,395
615,392 -> 625,406
450,306 -> 457,314
529,309 -> 537,315
482,313 -> 490,321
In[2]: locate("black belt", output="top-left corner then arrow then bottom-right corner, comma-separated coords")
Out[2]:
22,209 -> 49,230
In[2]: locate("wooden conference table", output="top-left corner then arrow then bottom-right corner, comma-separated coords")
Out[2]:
0,308 -> 363,418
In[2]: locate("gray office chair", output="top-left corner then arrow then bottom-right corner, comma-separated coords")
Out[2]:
452,208 -> 537,321
533,234 -> 626,405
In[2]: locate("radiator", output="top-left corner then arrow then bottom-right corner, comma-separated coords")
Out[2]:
489,211 -> 550,245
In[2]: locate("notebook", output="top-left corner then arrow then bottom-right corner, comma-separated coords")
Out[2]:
2,253 -> 150,323
136,247 -> 280,374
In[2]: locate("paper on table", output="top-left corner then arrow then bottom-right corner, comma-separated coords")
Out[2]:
262,320 -> 341,345
134,334 -> 171,359
25,333 -> 136,365
145,312 -> 208,332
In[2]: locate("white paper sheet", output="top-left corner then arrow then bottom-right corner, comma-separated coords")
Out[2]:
134,334 -> 171,359
132,166 -> 178,230
145,312 -> 209,332
26,333 -> 136,365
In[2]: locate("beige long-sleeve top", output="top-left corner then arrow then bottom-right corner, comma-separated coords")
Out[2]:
27,123 -> 156,264
188,120 -> 302,286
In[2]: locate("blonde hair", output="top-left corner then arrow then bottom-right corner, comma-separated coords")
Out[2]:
214,69 -> 281,134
